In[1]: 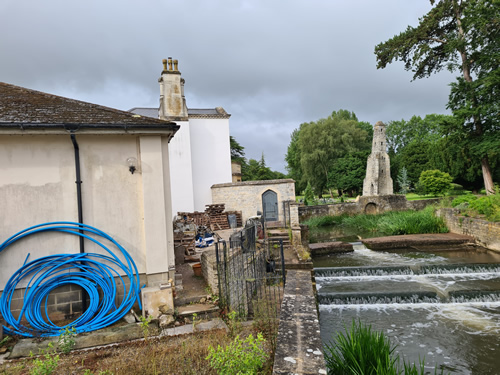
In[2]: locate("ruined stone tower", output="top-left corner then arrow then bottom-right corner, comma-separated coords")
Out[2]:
362,121 -> 393,196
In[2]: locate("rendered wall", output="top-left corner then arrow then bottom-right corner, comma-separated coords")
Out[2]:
0,134 -> 174,293
211,179 -> 295,223
190,117 -> 232,212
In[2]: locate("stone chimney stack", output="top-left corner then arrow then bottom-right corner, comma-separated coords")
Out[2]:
159,57 -> 188,121
362,121 -> 393,196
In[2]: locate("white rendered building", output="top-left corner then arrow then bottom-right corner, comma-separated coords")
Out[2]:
130,58 -> 232,216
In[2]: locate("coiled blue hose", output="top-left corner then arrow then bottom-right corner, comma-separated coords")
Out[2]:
0,222 -> 143,337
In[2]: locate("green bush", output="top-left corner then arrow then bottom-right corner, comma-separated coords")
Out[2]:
419,170 -> 453,196
469,193 -> 500,222
206,333 -> 268,375
451,194 -> 478,208
304,182 -> 315,206
448,183 -> 465,195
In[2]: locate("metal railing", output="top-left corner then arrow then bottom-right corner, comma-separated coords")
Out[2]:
215,224 -> 286,344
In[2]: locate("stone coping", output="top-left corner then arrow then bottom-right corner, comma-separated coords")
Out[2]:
362,233 -> 474,250
212,179 -> 295,188
273,270 -> 327,374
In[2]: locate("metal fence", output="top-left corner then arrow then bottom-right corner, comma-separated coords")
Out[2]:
215,223 -> 285,343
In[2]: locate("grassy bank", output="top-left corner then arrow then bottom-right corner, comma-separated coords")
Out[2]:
304,206 -> 448,236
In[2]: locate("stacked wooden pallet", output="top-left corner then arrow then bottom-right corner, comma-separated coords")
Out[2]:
177,211 -> 210,227
177,205 -> 243,231
205,204 -> 228,230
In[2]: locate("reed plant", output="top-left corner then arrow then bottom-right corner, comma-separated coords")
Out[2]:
304,207 -> 448,235
376,207 -> 448,235
324,320 -> 445,375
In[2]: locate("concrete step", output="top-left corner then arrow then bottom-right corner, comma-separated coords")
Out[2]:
176,303 -> 220,322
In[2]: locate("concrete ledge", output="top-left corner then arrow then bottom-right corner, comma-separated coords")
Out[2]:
273,270 -> 326,375
362,233 -> 474,250
309,242 -> 353,256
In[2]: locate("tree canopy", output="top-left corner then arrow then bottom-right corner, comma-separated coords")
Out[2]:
285,110 -> 371,197
375,0 -> 500,194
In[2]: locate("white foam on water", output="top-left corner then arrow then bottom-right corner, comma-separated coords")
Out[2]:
427,304 -> 500,334
319,301 -> 500,312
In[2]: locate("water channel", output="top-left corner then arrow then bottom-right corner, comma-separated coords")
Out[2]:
311,228 -> 500,374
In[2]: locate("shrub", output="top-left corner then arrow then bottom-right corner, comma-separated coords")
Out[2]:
303,182 -> 315,206
30,343 -> 60,375
469,193 -> 500,222
451,194 -> 478,208
206,333 -> 268,375
419,170 -> 453,196
57,326 -> 76,354
448,183 -> 465,195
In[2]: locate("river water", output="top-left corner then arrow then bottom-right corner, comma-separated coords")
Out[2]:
314,243 -> 500,374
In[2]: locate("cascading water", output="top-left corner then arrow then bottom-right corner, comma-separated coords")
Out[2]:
315,243 -> 500,374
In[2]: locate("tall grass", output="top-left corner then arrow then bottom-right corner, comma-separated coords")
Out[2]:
324,320 -> 445,375
304,207 -> 448,235
377,207 -> 448,235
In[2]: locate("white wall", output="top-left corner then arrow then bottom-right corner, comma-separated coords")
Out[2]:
167,120 -> 195,216
189,118 -> 232,211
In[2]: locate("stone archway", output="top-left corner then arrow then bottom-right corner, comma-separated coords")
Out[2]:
364,202 -> 377,215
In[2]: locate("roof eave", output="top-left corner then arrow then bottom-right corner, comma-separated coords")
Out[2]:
0,122 -> 180,136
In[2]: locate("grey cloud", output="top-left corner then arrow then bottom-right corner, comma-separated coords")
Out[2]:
1,0 -> 453,172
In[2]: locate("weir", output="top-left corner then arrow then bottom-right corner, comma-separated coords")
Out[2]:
315,244 -> 500,374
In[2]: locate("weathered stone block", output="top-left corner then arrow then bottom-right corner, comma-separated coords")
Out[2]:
141,285 -> 174,319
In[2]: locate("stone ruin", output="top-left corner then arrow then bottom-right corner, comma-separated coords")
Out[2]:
363,121 -> 393,196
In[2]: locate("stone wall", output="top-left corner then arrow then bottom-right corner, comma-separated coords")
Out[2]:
212,179 -> 296,223
299,196 -> 439,221
436,208 -> 500,252
3,274 -> 148,322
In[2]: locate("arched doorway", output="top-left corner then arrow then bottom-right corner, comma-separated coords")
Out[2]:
262,190 -> 278,222
364,202 -> 377,215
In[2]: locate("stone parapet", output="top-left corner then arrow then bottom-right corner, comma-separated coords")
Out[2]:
273,270 -> 326,374
299,197 -> 439,221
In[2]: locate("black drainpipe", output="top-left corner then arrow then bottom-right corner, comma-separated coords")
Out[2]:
70,134 -> 87,312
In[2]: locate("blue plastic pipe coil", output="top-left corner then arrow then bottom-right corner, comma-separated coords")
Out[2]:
0,222 -> 143,337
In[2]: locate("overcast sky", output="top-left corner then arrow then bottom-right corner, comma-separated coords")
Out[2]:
0,0 -> 455,172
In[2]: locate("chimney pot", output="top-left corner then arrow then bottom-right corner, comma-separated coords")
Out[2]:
162,59 -> 168,72
173,59 -> 178,71
168,58 -> 173,71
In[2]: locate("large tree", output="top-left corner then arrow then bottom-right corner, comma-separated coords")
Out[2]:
285,128 -> 307,193
375,0 -> 499,194
294,110 -> 370,197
